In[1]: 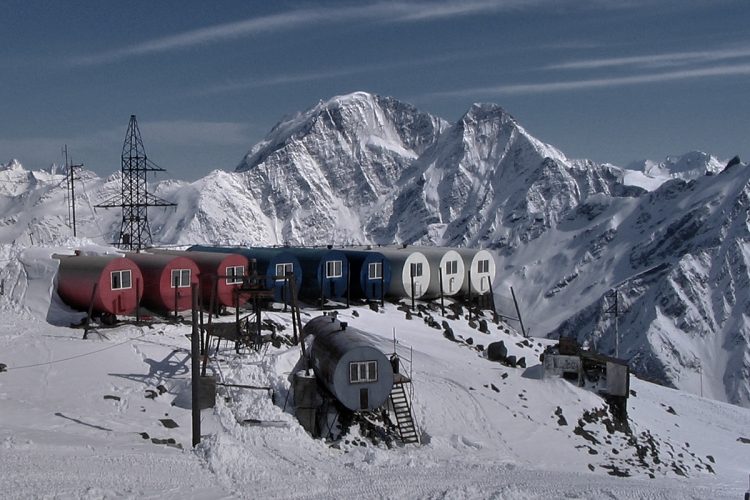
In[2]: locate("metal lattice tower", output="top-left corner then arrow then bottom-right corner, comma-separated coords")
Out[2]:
96,115 -> 175,251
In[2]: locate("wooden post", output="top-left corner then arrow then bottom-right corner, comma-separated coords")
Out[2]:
510,286 -> 527,338
410,267 -> 415,312
380,260 -> 385,307
135,278 -> 141,323
82,282 -> 98,340
173,278 -> 178,322
346,263 -> 350,308
467,270 -> 473,323
190,283 -> 200,448
438,267 -> 445,317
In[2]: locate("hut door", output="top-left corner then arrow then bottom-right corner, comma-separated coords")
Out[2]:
359,388 -> 369,410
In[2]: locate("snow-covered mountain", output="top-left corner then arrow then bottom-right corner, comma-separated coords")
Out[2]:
1,91 -> 748,409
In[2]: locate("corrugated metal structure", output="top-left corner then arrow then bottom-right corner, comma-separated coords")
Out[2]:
304,315 -> 394,411
339,249 -> 392,301
56,254 -> 143,316
281,247 -> 349,301
149,249 -> 251,308
126,252 -> 200,312
369,246 -> 432,299
188,245 -> 302,303
414,246 -> 466,297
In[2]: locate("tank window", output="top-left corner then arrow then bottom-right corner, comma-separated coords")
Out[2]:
326,260 -> 342,278
445,260 -> 458,275
275,263 -> 293,281
368,262 -> 382,280
111,270 -> 132,290
410,262 -> 423,278
349,361 -> 378,384
477,259 -> 489,274
171,269 -> 191,288
225,265 -> 244,285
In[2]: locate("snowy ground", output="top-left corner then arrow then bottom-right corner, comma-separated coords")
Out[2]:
1,246 -> 750,499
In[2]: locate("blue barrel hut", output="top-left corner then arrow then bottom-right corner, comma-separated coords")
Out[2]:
188,245 -> 302,303
280,248 -> 350,302
339,249 -> 391,301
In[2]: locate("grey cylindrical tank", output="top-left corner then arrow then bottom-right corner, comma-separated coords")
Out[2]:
413,246 -> 466,297
304,315 -> 393,411
455,248 -> 497,294
367,246 -> 432,299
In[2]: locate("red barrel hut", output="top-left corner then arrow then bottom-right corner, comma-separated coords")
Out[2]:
56,254 -> 143,316
127,252 -> 200,313
149,249 -> 251,308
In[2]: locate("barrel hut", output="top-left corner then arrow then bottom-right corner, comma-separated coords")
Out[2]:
339,249 -> 392,301
188,246 -> 302,303
456,248 -> 496,295
148,249 -> 251,308
414,246 -> 466,297
56,254 -> 143,316
282,247 -> 349,302
126,252 -> 200,313
370,246 -> 432,300
303,315 -> 394,411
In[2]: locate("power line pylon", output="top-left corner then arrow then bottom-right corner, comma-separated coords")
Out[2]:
96,115 -> 175,251
63,145 -> 84,237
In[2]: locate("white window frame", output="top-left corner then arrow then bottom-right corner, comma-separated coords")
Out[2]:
410,262 -> 423,278
111,270 -> 132,290
325,260 -> 342,279
349,360 -> 378,384
225,265 -> 244,285
171,268 -> 191,288
368,262 -> 382,280
477,259 -> 489,274
445,260 -> 458,275
275,262 -> 293,281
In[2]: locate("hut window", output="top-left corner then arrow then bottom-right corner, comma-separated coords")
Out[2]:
349,361 -> 378,384
111,270 -> 132,290
171,269 -> 191,288
275,263 -> 293,281
368,262 -> 382,280
225,265 -> 244,285
477,259 -> 489,274
445,260 -> 458,275
410,262 -> 423,278
326,260 -> 342,278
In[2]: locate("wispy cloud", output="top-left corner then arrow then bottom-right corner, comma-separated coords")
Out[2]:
71,1 -> 554,66
429,62 -> 750,97
547,45 -> 750,70
193,51 -> 481,96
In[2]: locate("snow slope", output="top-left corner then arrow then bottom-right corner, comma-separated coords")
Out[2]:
1,246 -> 749,499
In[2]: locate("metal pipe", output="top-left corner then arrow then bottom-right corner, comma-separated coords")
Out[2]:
510,286 -> 527,338
191,283 -> 200,447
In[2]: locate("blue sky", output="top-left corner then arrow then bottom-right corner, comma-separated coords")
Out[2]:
1,0 -> 748,180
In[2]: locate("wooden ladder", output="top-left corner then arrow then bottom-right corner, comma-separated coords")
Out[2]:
389,382 -> 419,444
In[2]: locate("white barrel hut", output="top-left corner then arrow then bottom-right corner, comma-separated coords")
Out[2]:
457,248 -> 496,295
415,246 -> 466,297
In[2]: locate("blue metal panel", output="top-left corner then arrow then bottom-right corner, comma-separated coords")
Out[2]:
339,250 -> 392,300
279,248 -> 350,300
188,245 -> 302,302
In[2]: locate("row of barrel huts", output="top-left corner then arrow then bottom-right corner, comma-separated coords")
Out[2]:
55,245 -> 497,318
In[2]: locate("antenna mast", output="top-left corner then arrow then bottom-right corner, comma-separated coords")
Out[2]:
63,145 -> 84,237
95,115 -> 175,251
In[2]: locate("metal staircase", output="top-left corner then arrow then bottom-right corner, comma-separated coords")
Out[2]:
389,381 -> 419,444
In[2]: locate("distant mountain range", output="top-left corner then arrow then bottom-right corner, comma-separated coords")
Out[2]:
1,91 -> 747,407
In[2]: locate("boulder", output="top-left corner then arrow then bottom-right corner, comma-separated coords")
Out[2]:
487,341 -> 507,362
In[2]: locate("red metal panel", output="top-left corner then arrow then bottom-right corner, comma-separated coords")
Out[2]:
56,255 -> 143,315
127,253 -> 200,312
148,249 -> 249,307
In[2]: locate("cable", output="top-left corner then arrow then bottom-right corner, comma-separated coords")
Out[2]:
4,332 -> 147,371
